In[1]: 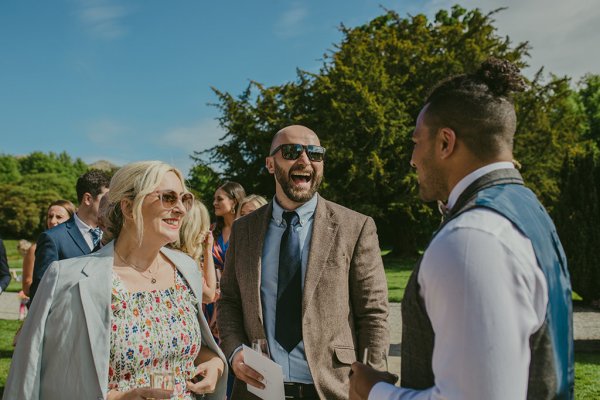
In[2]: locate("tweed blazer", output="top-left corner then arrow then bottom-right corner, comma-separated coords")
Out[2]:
217,194 -> 389,399
4,242 -> 228,400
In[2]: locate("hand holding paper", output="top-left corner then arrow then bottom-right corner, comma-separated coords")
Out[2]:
242,344 -> 285,400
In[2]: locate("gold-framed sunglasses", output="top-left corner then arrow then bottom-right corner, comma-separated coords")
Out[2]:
154,190 -> 194,211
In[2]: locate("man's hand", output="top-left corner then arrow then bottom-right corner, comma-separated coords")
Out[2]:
231,350 -> 265,390
349,362 -> 399,400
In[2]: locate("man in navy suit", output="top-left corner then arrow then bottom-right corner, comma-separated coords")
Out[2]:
30,169 -> 110,301
0,237 -> 12,294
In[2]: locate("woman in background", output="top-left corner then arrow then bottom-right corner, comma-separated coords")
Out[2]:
171,199 -> 217,304
21,200 -> 75,297
236,194 -> 267,218
206,182 -> 245,337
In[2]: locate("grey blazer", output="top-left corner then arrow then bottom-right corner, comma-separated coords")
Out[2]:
3,242 -> 228,400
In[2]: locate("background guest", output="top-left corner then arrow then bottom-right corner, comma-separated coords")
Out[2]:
236,194 -> 268,218
21,200 -> 75,297
171,199 -> 218,304
206,181 -> 246,339
30,169 -> 110,301
0,237 -> 11,294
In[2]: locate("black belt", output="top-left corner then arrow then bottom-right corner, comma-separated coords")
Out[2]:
284,382 -> 318,399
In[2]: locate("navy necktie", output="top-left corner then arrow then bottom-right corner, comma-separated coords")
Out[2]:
275,211 -> 303,352
89,227 -> 103,248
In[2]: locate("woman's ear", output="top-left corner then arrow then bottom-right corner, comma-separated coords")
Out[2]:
120,198 -> 134,220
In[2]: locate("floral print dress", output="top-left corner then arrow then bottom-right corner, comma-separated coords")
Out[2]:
109,270 -> 202,399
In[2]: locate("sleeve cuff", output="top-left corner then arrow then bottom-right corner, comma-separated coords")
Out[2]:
228,345 -> 243,367
369,381 -> 400,400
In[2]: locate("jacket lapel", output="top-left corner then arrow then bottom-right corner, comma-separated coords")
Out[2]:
247,203 -> 272,327
78,242 -> 114,393
303,196 -> 338,314
67,217 -> 92,254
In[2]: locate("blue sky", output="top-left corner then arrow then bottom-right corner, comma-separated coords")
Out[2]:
1,0 -> 599,174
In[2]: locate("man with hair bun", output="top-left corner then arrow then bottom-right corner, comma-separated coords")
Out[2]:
350,58 -> 574,399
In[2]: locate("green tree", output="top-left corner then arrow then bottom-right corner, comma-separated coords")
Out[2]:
197,6 -> 588,254
513,74 -> 589,209
0,152 -> 92,238
0,155 -> 22,184
186,161 -> 222,205
553,147 -> 600,303
578,74 -> 600,145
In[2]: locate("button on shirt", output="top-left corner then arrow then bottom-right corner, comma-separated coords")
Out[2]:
261,194 -> 318,384
74,213 -> 96,251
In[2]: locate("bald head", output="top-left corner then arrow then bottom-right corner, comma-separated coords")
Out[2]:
270,125 -> 320,153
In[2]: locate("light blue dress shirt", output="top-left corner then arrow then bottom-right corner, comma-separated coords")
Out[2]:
261,194 -> 318,383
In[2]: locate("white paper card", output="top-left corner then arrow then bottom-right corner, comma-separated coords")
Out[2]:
242,344 -> 285,400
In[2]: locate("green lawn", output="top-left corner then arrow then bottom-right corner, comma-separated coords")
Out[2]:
0,246 -> 597,397
0,319 -> 597,397
383,254 -> 414,302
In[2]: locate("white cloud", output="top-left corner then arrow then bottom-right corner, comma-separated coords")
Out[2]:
159,118 -> 226,153
76,0 -> 130,40
85,119 -> 128,145
275,3 -> 309,38
423,0 -> 600,80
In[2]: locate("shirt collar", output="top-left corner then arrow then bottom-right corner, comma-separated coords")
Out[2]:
271,193 -> 318,227
73,212 -> 92,231
447,161 -> 515,210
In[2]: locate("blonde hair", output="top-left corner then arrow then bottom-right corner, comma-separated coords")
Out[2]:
104,161 -> 188,244
237,194 -> 268,218
172,200 -> 211,260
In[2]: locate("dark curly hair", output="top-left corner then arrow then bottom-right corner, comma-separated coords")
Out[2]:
76,169 -> 110,203
424,57 -> 527,161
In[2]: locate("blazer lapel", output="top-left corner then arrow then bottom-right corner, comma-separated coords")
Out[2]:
246,203 -> 272,328
303,196 -> 338,314
78,242 -> 114,393
67,218 -> 92,254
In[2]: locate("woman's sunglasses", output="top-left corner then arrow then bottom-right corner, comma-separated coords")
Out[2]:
269,144 -> 326,162
155,190 -> 194,211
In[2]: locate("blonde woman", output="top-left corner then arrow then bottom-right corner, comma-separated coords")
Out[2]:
5,161 -> 227,400
236,194 -> 268,218
172,200 -> 217,303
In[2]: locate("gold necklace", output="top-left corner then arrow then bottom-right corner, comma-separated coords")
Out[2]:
114,249 -> 159,284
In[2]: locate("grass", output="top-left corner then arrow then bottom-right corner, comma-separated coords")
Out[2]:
0,319 -> 596,397
0,320 -> 20,396
383,254 -> 414,302
0,246 -> 596,396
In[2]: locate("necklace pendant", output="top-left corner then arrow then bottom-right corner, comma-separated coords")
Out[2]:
151,278 -> 157,284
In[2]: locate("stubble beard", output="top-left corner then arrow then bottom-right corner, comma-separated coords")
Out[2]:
274,160 -> 323,203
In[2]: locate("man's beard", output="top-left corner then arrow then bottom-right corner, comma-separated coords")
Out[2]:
274,160 -> 323,203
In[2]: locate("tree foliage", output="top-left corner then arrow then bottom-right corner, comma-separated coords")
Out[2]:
194,6 -> 591,254
0,151 -> 90,239
553,146 -> 600,303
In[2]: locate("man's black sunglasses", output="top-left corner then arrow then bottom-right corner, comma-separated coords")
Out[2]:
269,144 -> 326,162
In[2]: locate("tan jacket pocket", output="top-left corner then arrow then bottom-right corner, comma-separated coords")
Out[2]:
333,346 -> 356,365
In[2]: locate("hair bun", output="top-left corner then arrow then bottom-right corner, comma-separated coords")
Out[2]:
476,57 -> 526,96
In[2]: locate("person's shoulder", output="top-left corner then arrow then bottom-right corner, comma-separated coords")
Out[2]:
42,218 -> 74,239
162,246 -> 197,271
318,196 -> 370,222
234,202 -> 271,228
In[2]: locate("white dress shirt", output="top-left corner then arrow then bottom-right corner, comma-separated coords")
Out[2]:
74,213 -> 95,251
370,163 -> 549,400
